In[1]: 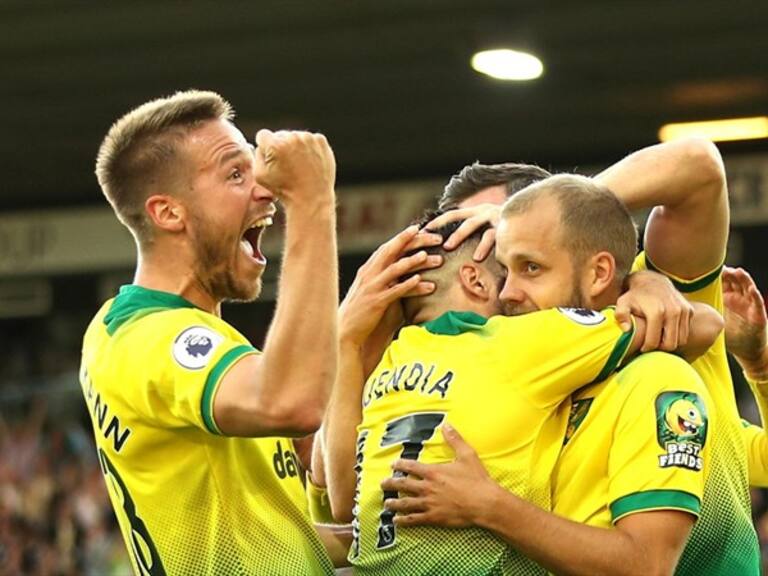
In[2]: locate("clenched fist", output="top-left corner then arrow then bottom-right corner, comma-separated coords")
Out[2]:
253,129 -> 336,208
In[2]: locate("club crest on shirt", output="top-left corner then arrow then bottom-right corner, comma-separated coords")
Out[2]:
172,326 -> 224,370
564,398 -> 593,445
655,391 -> 707,471
557,307 -> 606,326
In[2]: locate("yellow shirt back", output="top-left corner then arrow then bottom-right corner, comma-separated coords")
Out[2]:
80,285 -> 333,576
632,252 -> 759,575
553,352 -> 712,528
351,308 -> 634,575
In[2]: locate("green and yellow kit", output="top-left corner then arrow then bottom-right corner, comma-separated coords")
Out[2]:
632,253 -> 760,575
351,307 -> 634,575
553,351 -> 712,528
80,285 -> 333,576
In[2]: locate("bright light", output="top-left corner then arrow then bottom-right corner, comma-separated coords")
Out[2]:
471,49 -> 544,81
659,117 -> 768,143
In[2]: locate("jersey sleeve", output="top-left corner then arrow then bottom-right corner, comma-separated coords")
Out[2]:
607,353 -> 711,524
495,307 -> 635,408
742,374 -> 768,487
741,421 -> 768,488
632,251 -> 723,312
142,310 -> 259,434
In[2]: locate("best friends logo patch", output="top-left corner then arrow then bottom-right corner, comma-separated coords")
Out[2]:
655,391 -> 707,471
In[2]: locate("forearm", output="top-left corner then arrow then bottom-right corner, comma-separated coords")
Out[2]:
598,138 -> 727,278
260,203 -> 338,422
323,340 -> 365,522
595,138 -> 723,213
476,485 -> 668,576
315,523 -> 353,568
676,303 -> 724,361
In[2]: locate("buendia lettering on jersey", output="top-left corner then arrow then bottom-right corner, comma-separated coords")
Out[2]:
363,362 -> 454,408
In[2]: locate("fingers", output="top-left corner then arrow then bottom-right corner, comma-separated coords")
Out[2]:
391,457 -> 430,479
443,216 -> 489,250
380,475 -> 425,495
424,208 -> 477,230
659,307 -> 680,351
677,303 -> 692,348
473,228 -> 496,262
392,512 -> 430,527
642,305 -> 664,352
402,231 -> 444,253
383,496 -> 426,515
441,423 -> 474,460
614,297 -> 633,332
384,274 -> 434,302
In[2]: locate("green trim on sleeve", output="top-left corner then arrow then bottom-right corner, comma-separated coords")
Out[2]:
610,489 -> 701,523
201,344 -> 258,435
644,255 -> 723,293
589,324 -> 635,385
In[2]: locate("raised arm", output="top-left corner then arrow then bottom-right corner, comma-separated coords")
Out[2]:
595,137 -> 728,279
213,130 -> 338,437
324,227 -> 442,521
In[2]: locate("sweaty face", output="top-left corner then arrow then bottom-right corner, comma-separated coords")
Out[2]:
495,196 -> 587,316
183,120 -> 276,303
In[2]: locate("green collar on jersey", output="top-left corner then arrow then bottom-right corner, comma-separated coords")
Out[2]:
422,310 -> 488,335
103,285 -> 198,336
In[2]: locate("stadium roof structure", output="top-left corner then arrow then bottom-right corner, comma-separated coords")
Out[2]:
3,0 -> 768,210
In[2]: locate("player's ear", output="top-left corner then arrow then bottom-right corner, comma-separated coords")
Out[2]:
145,195 -> 186,233
459,263 -> 492,301
585,251 -> 616,299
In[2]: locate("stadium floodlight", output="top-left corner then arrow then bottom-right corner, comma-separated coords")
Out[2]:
470,49 -> 544,81
659,117 -> 768,143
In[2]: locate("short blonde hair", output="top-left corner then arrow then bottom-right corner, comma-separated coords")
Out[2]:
502,174 -> 638,287
95,90 -> 233,244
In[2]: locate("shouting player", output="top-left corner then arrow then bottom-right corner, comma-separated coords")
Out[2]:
80,90 -> 348,575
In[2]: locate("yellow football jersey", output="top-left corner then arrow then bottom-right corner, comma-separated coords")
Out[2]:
632,252 -> 760,575
553,352 -> 712,528
351,308 -> 635,575
80,285 -> 333,576
740,374 -> 768,486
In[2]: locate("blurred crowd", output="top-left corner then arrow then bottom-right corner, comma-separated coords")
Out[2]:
2,379 -> 768,575
0,400 -> 130,576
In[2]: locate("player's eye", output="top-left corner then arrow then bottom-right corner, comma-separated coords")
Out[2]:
229,168 -> 243,182
525,262 -> 541,274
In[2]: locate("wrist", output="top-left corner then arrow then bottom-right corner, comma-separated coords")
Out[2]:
472,481 -> 513,531
739,346 -> 768,381
281,190 -> 336,214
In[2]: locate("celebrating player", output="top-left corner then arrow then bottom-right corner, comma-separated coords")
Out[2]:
323,187 -> 721,574
388,138 -> 760,574
81,90 -> 348,575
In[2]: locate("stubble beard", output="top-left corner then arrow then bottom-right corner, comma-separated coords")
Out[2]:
502,282 -> 588,317
192,219 -> 262,304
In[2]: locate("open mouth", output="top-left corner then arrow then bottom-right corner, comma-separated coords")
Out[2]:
240,216 -> 273,265
678,416 -> 697,435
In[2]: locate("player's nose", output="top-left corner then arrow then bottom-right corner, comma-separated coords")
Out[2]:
252,181 -> 275,203
499,279 -> 525,304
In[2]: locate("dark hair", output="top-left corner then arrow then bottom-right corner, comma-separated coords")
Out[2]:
400,209 -> 495,293
439,162 -> 552,210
